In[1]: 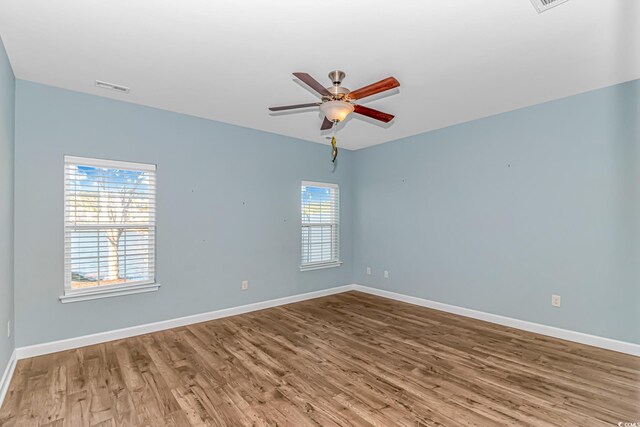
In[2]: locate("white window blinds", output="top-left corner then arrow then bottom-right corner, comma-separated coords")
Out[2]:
301,181 -> 341,270
64,156 -> 156,294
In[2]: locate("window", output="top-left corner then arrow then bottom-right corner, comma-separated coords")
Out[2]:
301,181 -> 341,271
62,156 -> 158,303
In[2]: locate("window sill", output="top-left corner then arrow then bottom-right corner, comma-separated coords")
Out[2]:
59,283 -> 160,304
300,261 -> 343,272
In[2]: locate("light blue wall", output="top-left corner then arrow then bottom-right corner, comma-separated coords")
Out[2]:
0,37 -> 15,369
12,77 -> 639,348
14,81 -> 353,346
353,80 -> 639,344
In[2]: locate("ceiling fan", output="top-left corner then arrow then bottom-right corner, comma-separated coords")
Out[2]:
269,71 -> 400,130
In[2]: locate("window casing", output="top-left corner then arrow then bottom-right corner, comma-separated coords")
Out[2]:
300,181 -> 341,271
62,156 -> 158,302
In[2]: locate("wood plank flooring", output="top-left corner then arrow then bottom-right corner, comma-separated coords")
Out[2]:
1,291 -> 638,426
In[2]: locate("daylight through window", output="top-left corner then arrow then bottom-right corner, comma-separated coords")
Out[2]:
64,156 -> 156,295
301,181 -> 341,270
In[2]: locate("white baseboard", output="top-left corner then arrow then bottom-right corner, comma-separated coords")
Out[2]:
13,283 -> 639,361
0,350 -> 17,409
15,285 -> 355,360
352,285 -> 640,357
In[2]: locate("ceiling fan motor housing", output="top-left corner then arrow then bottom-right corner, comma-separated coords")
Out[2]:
327,86 -> 350,98
325,70 -> 350,99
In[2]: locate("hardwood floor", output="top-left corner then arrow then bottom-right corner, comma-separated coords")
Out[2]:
1,291 -> 638,426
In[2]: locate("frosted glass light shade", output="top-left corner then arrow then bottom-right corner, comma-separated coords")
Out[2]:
320,101 -> 354,122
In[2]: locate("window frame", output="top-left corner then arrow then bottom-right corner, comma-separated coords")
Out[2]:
300,180 -> 342,271
60,155 -> 160,303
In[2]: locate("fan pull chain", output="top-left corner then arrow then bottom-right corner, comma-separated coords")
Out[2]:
331,125 -> 338,163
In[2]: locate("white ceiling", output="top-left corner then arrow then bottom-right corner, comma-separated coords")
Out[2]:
0,0 -> 638,150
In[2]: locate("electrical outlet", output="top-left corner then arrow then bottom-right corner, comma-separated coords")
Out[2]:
384,270 -> 389,279
551,294 -> 561,307
241,280 -> 249,290
366,267 -> 371,275
7,320 -> 10,338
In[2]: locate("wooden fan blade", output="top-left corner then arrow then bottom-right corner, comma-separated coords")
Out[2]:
348,77 -> 400,100
321,117 -> 334,130
354,105 -> 395,123
293,72 -> 332,97
269,103 -> 320,112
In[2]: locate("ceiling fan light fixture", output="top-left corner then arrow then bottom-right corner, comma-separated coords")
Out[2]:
320,100 -> 354,122
269,71 -> 400,131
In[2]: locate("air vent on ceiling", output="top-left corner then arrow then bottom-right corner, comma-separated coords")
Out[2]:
95,80 -> 130,94
530,0 -> 569,13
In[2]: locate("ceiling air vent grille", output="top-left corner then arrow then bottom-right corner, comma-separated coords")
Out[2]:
95,80 -> 130,94
530,0 -> 569,13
